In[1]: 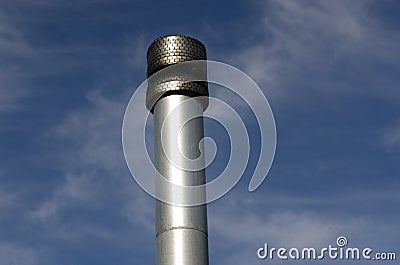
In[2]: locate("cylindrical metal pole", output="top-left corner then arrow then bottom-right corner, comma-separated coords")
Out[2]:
146,36 -> 209,265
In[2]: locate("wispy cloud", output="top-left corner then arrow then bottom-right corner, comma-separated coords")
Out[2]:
29,172 -> 99,223
0,8 -> 34,113
381,118 -> 400,149
30,89 -> 154,241
123,33 -> 147,70
48,90 -> 126,172
208,189 -> 399,265
228,0 -> 400,103
0,187 -> 16,210
0,242 -> 38,265
0,7 -> 35,57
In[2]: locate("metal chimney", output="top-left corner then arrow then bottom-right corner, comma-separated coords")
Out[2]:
146,36 -> 209,265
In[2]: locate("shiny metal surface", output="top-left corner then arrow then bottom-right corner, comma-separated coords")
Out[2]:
154,95 -> 208,265
157,229 -> 208,265
146,36 -> 209,265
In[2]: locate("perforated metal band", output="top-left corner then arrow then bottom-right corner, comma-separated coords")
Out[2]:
146,36 -> 208,112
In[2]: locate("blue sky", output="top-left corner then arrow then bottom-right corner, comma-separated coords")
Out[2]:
1,0 -> 399,264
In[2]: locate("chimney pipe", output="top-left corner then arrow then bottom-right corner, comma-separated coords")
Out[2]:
146,36 -> 209,265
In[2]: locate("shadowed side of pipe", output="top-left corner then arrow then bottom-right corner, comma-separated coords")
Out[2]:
146,36 -> 209,265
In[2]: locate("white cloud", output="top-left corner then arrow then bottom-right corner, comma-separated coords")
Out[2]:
120,185 -> 154,232
0,188 -> 15,210
0,170 -> 21,214
230,0 -> 400,103
208,189 -> 399,265
0,242 -> 38,265
0,8 -> 33,113
29,172 -> 98,222
49,90 -> 126,172
381,119 -> 400,148
30,89 -> 154,242
29,90 -> 126,224
0,7 -> 35,57
123,33 -> 147,70
0,70 -> 30,113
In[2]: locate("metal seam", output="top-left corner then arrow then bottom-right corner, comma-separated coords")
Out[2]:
156,226 -> 208,238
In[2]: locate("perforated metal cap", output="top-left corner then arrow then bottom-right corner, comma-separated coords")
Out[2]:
146,36 -> 208,112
